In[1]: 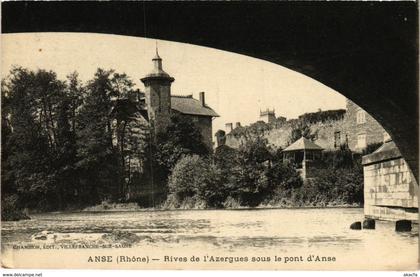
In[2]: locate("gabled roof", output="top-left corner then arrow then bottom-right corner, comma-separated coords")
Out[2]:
283,137 -> 324,152
171,95 -> 219,117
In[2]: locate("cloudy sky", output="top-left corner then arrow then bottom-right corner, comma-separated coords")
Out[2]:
1,33 -> 346,135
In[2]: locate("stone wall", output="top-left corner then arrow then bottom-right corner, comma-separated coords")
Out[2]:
144,82 -> 172,134
226,119 -> 346,151
344,99 -> 388,152
309,120 -> 347,150
225,100 -> 388,153
183,114 -> 213,150
362,141 -> 418,221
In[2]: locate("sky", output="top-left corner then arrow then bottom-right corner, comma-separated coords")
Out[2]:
1,33 -> 347,135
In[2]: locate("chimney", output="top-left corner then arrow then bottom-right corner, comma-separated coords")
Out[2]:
235,122 -> 241,128
199,91 -> 205,107
225,123 -> 233,133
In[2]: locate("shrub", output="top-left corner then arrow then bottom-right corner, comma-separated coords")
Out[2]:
309,167 -> 363,204
268,161 -> 303,190
1,195 -> 30,221
168,155 -> 226,208
321,147 -> 355,169
168,155 -> 204,200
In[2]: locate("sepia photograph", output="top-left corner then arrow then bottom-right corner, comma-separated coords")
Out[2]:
1,1 -> 418,273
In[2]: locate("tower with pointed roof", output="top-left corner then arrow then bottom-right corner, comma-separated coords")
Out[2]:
138,48 -> 219,149
140,47 -> 175,134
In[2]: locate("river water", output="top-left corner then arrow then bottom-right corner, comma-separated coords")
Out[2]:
1,208 -> 418,270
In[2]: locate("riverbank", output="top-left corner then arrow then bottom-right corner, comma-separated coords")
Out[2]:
1,199 -> 362,221
80,200 -> 361,213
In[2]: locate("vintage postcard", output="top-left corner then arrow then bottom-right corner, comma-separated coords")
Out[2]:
1,1 -> 418,271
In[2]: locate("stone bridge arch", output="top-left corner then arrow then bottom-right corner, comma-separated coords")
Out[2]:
2,1 -> 418,180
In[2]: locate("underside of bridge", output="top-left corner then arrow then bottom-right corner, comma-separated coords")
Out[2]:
2,2 -> 418,180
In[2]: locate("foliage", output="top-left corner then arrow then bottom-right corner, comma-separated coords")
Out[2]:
2,67 -> 70,210
154,113 -> 210,173
215,137 -> 300,207
268,160 -> 303,191
168,155 -> 224,208
230,121 -> 270,140
264,146 -> 364,207
1,194 -> 30,221
1,66 -> 367,214
168,137 -> 304,208
1,67 -> 149,212
229,136 -> 274,206
75,69 -> 124,203
307,167 -> 363,204
288,121 -> 317,144
320,146 -> 356,169
298,109 -> 346,124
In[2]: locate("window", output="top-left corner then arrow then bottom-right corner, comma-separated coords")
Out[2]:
357,134 -> 367,149
334,131 -> 341,149
356,110 -> 366,124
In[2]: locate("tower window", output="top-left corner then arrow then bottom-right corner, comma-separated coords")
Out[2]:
356,110 -> 366,124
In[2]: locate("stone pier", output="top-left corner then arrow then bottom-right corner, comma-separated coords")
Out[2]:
362,140 -> 418,221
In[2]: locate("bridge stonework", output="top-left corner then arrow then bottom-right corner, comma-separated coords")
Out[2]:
363,141 -> 418,221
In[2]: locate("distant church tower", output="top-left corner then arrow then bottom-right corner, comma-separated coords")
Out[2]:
141,48 -> 175,134
260,108 -> 276,123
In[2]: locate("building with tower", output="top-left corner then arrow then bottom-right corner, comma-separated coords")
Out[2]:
140,50 -> 175,134
110,49 -> 219,202
115,49 -> 219,150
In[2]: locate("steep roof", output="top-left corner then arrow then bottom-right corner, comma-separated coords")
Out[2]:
110,99 -> 149,121
283,137 -> 324,152
171,95 -> 219,117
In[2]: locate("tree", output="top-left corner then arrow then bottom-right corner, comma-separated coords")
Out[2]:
154,113 -> 210,173
267,160 -> 303,191
1,78 -> 14,197
66,72 -> 85,134
76,69 -> 121,203
230,136 -> 273,206
168,155 -> 224,208
106,73 -> 145,198
2,67 -> 63,210
195,163 -> 224,207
